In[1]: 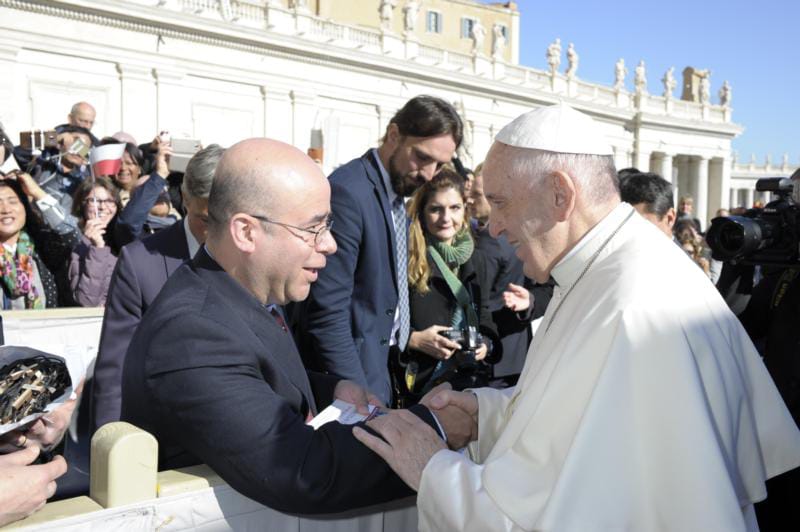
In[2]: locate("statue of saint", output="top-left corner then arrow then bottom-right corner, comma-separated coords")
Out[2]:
700,75 -> 711,104
634,60 -> 647,94
661,67 -> 676,99
546,38 -> 561,76
565,43 -> 579,79
403,0 -> 419,33
492,24 -> 506,60
379,0 -> 396,30
614,58 -> 626,90
471,19 -> 486,55
718,80 -> 732,107
218,0 -> 234,21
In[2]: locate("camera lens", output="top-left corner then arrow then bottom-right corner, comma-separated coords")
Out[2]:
717,223 -> 745,252
707,216 -> 771,261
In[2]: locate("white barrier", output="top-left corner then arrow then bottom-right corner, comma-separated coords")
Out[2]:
0,307 -> 104,378
0,312 -> 420,531
8,483 -> 417,532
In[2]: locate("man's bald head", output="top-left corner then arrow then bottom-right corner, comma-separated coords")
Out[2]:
68,102 -> 96,130
208,138 -> 326,238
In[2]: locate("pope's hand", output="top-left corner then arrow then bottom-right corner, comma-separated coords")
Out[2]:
333,379 -> 383,415
421,384 -> 479,449
353,409 -> 446,491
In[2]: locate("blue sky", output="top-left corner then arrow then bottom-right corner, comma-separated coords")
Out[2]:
496,0 -> 798,166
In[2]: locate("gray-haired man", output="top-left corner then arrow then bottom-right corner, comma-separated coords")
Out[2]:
91,144 -> 225,432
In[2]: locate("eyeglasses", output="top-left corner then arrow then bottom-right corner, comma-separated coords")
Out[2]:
83,198 -> 116,206
249,214 -> 333,247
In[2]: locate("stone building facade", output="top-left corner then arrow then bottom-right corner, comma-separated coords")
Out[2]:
0,0 -> 792,226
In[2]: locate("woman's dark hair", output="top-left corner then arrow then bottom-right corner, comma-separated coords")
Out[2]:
0,178 -> 42,240
71,176 -> 121,219
99,138 -> 144,171
386,96 -> 463,148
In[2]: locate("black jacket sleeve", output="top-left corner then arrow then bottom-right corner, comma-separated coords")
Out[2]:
143,313 -> 437,515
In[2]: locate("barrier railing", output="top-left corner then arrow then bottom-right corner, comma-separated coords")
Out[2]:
2,422 -> 417,531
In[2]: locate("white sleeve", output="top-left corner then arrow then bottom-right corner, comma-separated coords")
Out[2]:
468,386 -> 515,462
417,449 -> 517,532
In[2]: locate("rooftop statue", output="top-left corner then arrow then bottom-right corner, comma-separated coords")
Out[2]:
662,67 -> 676,99
379,0 -> 396,30
614,58 -> 626,90
546,38 -> 561,76
471,19 -> 486,54
719,80 -> 732,107
700,75 -> 711,105
634,60 -> 647,94
492,24 -> 506,61
403,1 -> 419,33
565,43 -> 579,79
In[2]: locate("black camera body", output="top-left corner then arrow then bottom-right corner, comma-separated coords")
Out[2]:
706,177 -> 799,266
439,325 -> 484,367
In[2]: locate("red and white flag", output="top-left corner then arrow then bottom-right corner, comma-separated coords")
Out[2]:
89,144 -> 126,176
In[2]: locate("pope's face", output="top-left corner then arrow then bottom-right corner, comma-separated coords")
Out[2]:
483,145 -> 558,283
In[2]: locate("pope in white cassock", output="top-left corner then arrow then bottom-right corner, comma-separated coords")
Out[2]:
353,103 -> 800,531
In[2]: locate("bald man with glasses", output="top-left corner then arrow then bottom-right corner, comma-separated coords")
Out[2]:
120,138 -> 470,514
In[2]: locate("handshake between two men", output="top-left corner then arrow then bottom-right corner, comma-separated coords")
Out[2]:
353,383 -> 477,492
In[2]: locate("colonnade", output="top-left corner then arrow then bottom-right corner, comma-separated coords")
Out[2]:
636,152 -> 730,229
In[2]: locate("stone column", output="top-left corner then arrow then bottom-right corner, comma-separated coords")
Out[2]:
116,64 -> 157,142
657,152 -> 674,183
262,86 -> 293,144
0,40 -> 21,131
745,187 -> 755,209
729,187 -> 738,210
290,89 -> 317,151
377,104 -> 394,137
692,156 -> 709,230
675,155 -> 690,201
153,68 -> 189,135
471,122 -> 493,167
634,148 -> 651,173
719,157 -> 731,210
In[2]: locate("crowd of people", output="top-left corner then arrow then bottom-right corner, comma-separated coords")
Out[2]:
0,97 -> 798,531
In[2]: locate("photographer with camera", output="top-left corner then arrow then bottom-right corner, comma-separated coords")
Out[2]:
708,169 -> 800,531
395,169 -> 500,405
19,125 -> 95,218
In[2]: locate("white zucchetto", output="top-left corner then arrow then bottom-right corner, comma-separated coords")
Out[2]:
495,103 -> 614,156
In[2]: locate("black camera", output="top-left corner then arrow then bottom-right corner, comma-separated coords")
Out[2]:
706,177 -> 799,265
439,325 -> 484,367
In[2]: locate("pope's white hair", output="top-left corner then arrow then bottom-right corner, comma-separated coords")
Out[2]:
504,146 -> 620,205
